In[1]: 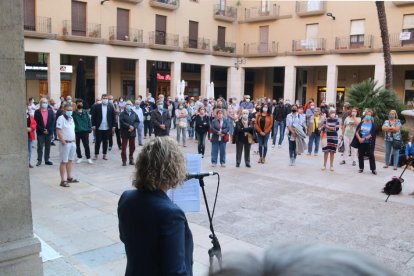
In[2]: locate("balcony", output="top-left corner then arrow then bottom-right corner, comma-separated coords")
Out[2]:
62,21 -> 104,44
333,35 -> 374,54
183,37 -> 210,54
244,3 -> 280,23
213,5 -> 237,22
24,16 -> 56,39
296,1 -> 326,17
212,42 -> 237,57
292,38 -> 326,55
149,0 -> 179,10
393,1 -> 414,6
113,0 -> 143,3
108,27 -> 145,47
243,41 -> 278,57
148,31 -> 180,51
390,32 -> 414,52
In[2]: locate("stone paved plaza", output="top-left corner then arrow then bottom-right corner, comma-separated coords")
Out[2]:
30,130 -> 414,275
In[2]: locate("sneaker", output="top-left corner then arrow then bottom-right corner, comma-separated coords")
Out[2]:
221,164 -> 226,167
314,153 -> 318,156
87,159 -> 93,164
36,161 -> 41,166
76,158 -> 83,164
93,155 -> 98,160
45,161 -> 53,165
321,166 -> 326,171
278,144 -> 281,149
289,159 -> 294,166
272,144 -> 275,149
306,153 -> 311,156
330,167 -> 334,172
358,169 -> 363,173
211,163 -> 216,167
339,161 -> 345,165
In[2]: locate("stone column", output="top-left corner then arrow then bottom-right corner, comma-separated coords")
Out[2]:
136,59 -> 147,98
227,66 -> 245,101
284,65 -> 296,102
170,61 -> 181,98
200,64 -> 211,98
374,62 -> 386,88
0,0 -> 43,274
326,65 -> 338,106
95,56 -> 107,99
48,52 -> 61,101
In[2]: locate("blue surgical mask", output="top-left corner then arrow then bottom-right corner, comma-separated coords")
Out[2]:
365,115 -> 372,121
41,103 -> 48,109
66,111 -> 73,117
242,114 -> 249,119
158,105 -> 164,110
126,105 -> 132,111
389,114 -> 395,119
102,99 -> 108,105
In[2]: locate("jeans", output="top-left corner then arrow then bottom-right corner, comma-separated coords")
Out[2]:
176,126 -> 187,145
197,132 -> 207,155
37,134 -> 52,163
272,120 -> 285,145
385,140 -> 399,167
188,126 -> 195,139
358,143 -> 376,171
211,140 -> 226,164
121,136 -> 135,163
28,140 -> 33,162
95,129 -> 111,155
76,132 -> 91,159
257,133 -> 270,158
136,123 -> 143,145
289,139 -> 297,160
341,136 -> 357,163
144,120 -> 153,137
308,133 -> 320,154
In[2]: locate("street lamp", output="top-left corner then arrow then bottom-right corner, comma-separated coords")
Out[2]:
234,57 -> 246,70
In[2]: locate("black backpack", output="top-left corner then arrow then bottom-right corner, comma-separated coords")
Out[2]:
383,177 -> 403,195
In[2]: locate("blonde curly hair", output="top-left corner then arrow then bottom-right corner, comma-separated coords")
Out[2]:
133,137 -> 186,191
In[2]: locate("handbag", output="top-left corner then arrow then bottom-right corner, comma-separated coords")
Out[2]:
222,133 -> 229,143
321,132 -> 328,148
338,138 -> 344,153
247,133 -> 255,144
393,139 -> 402,150
178,121 -> 187,128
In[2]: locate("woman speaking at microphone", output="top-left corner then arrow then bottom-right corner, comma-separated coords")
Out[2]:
118,137 -> 193,276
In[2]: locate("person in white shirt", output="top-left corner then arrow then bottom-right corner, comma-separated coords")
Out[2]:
133,100 -> 144,146
56,104 -> 78,188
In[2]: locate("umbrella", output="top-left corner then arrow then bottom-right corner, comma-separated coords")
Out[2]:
180,80 -> 185,101
206,83 -> 211,99
149,63 -> 157,97
210,82 -> 215,99
75,59 -> 86,105
176,81 -> 181,100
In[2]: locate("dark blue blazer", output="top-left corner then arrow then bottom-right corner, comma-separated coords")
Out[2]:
118,189 -> 193,276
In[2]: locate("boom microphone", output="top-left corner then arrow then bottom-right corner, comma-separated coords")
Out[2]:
186,172 -> 217,180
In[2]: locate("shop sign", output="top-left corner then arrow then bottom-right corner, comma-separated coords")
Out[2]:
25,64 -> 73,73
157,73 -> 171,81
400,32 -> 411,41
59,65 -> 73,73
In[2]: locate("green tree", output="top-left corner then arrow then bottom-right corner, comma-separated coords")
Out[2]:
347,78 -> 403,129
375,1 -> 393,89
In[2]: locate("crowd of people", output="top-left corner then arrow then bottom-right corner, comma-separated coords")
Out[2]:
27,92 -> 414,186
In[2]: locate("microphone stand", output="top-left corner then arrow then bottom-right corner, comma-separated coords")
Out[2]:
198,176 -> 222,273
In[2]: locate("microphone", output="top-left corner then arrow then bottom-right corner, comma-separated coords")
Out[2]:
186,172 -> 217,180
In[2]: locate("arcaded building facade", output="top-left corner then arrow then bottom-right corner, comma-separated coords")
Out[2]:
24,0 -> 414,109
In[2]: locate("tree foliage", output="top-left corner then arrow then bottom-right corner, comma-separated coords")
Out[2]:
347,78 -> 404,128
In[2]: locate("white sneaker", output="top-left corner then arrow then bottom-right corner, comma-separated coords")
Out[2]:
272,144 -> 275,149
87,159 -> 93,164
278,145 -> 281,149
76,158 -> 83,164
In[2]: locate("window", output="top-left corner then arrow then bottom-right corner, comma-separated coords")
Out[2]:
403,14 -> 414,46
217,26 -> 226,48
24,0 -> 36,31
189,21 -> 198,48
155,15 -> 167,45
219,0 -> 226,11
307,0 -> 321,11
72,1 -> 86,36
261,0 -> 269,13
38,53 -> 47,64
350,19 -> 365,48
117,8 -> 130,40
259,25 -> 269,52
305,23 -> 319,49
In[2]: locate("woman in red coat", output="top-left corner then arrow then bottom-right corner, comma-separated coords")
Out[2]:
27,111 -> 37,168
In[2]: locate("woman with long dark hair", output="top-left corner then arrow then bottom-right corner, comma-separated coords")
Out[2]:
255,103 -> 273,164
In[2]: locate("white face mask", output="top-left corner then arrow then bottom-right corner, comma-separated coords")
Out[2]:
262,108 -> 268,113
352,112 -> 357,116
246,99 -> 250,102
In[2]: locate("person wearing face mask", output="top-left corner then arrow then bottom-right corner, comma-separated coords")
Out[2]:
194,106 -> 210,157
321,109 -> 340,171
255,104 -> 273,163
109,96 -> 122,151
187,98 -> 197,139
354,109 -> 377,174
56,104 -> 78,187
272,99 -> 287,149
120,101 -> 140,166
175,101 -> 188,147
143,101 -> 154,139
227,98 -> 239,143
307,108 -> 323,156
340,108 -> 360,166
132,100 -> 144,146
118,96 -> 126,110
91,94 -> 116,160
382,110 -> 402,170
305,102 -> 315,128
240,95 -> 254,111
234,110 -> 254,168
286,104 -> 306,166
73,99 -> 93,164
27,110 -> 37,168
151,99 -> 171,137
34,98 -> 55,166
211,109 -> 229,167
